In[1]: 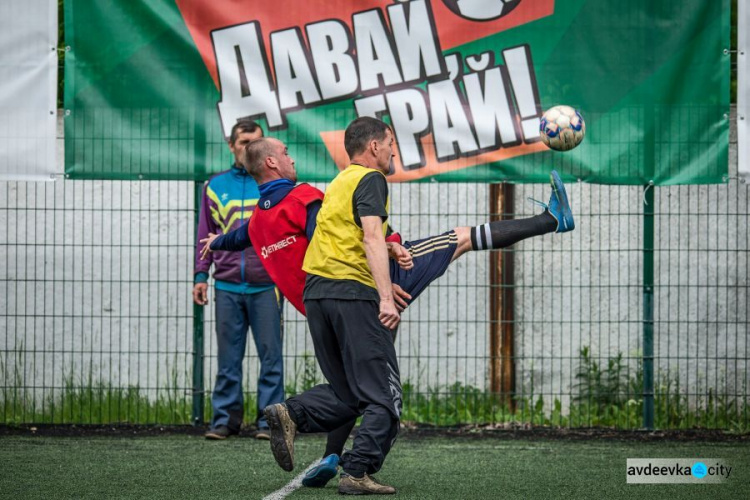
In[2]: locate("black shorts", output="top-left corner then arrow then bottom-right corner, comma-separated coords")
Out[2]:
389,230 -> 457,305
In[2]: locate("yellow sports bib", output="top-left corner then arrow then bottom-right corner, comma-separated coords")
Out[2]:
303,165 -> 389,289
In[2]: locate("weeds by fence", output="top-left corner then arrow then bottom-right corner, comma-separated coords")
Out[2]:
4,346 -> 746,432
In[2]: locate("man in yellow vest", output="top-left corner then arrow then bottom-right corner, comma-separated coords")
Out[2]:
264,117 -> 402,495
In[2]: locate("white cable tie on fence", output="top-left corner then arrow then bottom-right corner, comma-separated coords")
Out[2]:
642,181 -> 654,205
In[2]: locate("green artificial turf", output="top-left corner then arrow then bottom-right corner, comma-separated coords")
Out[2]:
1,434 -> 748,499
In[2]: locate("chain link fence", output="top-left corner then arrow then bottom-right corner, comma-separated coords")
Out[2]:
1,115 -> 747,431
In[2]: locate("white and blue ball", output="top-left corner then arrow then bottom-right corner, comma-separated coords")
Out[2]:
539,105 -> 585,152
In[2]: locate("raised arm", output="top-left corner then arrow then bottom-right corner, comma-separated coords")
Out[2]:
213,220 -> 252,249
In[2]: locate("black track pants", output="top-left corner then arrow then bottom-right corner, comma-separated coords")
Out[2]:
287,298 -> 402,476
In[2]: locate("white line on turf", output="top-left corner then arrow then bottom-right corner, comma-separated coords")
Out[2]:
262,462 -> 319,500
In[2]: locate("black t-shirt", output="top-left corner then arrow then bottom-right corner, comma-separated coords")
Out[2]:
304,171 -> 388,302
353,171 -> 388,226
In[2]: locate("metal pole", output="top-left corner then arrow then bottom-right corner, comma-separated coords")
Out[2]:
643,184 -> 655,430
641,0 -> 657,431
192,181 -> 205,426
191,81 -> 207,426
489,183 -> 516,411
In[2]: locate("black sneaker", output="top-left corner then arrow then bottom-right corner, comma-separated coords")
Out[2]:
263,403 -> 297,471
204,426 -> 237,440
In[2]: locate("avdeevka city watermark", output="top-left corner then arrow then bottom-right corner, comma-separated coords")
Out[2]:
627,459 -> 732,484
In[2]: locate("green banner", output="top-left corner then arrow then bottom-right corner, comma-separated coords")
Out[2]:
65,0 -> 729,184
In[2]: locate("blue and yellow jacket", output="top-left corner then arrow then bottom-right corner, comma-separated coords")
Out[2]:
194,164 -> 273,293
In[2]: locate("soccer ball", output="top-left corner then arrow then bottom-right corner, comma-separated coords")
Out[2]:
539,105 -> 585,152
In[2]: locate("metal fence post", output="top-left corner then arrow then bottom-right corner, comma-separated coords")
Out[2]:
643,184 -> 655,430
642,18 -> 656,427
191,89 -> 207,426
192,79 -> 213,425
490,183 -> 516,412
192,181 -> 205,426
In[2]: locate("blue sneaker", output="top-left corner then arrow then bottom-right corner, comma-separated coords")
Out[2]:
302,454 -> 340,488
529,170 -> 575,233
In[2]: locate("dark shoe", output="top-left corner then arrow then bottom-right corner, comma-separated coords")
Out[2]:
255,428 -> 271,440
204,426 -> 236,440
302,454 -> 340,488
263,403 -> 297,471
338,473 -> 396,495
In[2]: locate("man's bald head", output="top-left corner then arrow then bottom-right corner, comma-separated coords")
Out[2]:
243,137 -> 278,179
243,137 -> 297,184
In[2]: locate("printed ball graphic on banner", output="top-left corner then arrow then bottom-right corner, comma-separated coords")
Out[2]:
539,105 -> 586,152
442,0 -> 522,21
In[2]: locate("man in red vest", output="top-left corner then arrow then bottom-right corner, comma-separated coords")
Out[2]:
201,135 -> 574,489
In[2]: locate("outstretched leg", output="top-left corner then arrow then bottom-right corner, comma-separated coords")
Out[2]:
392,171 -> 575,306
451,170 -> 574,262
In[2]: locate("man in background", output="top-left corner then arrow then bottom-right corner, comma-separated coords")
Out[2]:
193,119 -> 284,441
